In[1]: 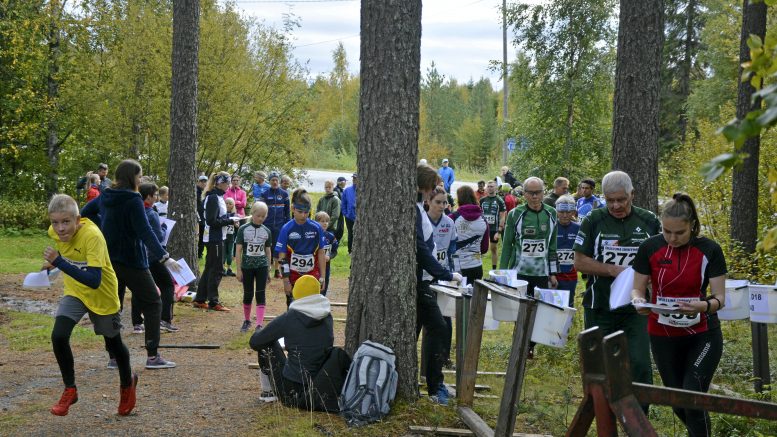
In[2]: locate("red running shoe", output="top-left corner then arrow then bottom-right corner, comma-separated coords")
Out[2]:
192,301 -> 208,309
50,387 -> 78,416
118,373 -> 138,416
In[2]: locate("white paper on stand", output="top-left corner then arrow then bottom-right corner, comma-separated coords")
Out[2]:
536,288 -> 569,307
166,258 -> 196,285
159,218 -> 176,247
609,267 -> 635,309
23,270 -> 51,288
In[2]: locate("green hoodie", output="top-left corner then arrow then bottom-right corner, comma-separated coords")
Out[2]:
316,193 -> 341,233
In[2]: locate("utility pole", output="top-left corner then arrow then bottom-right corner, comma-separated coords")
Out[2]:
502,0 -> 509,164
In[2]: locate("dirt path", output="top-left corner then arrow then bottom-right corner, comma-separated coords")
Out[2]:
0,273 -> 351,436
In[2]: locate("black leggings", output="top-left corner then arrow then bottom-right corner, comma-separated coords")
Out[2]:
651,328 -> 723,437
115,263 -> 162,357
416,281 -> 448,395
196,240 -> 224,306
52,316 -> 132,388
242,267 -> 268,305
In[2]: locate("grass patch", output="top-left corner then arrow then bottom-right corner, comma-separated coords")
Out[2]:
0,232 -> 50,274
0,310 -> 102,352
0,401 -> 44,431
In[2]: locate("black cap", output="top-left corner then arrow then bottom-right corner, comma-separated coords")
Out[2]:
337,176 -> 346,182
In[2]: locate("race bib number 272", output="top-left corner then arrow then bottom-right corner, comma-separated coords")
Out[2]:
601,244 -> 637,266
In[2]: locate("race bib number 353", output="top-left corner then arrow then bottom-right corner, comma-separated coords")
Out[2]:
656,296 -> 700,328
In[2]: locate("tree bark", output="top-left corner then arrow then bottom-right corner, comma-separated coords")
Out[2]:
167,0 -> 200,283
730,0 -> 766,253
45,0 -> 63,199
611,0 -> 663,213
345,0 -> 422,399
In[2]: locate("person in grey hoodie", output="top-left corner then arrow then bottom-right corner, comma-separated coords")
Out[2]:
249,275 -> 350,411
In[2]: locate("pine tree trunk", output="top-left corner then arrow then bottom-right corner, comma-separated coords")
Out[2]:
611,0 -> 663,213
167,0 -> 200,281
730,0 -> 766,254
344,0 -> 422,399
45,1 -> 62,199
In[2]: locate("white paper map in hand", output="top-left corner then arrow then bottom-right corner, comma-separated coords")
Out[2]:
23,270 -> 51,288
159,217 -> 176,247
609,267 -> 635,309
166,258 -> 196,285
633,302 -> 682,315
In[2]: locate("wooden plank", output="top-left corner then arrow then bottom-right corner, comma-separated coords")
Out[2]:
417,382 -> 491,391
458,281 -> 489,406
330,302 -> 348,307
458,406 -> 494,437
494,299 -> 537,437
408,425 -> 551,437
444,370 -> 507,377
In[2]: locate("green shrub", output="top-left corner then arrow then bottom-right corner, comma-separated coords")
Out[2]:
0,199 -> 49,230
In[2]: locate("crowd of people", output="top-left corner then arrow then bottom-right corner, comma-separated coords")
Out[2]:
45,158 -> 727,435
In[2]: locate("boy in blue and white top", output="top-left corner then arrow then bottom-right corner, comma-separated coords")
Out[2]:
276,189 -> 327,308
314,211 -> 339,296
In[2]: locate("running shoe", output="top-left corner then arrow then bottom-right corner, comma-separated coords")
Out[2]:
240,320 -> 251,333
274,269 -> 281,279
50,387 -> 78,416
107,358 -> 118,369
132,324 -> 144,334
226,269 -> 236,277
430,384 -> 449,406
259,391 -> 277,403
118,373 -> 138,416
145,355 -> 177,369
192,301 -> 208,309
160,321 -> 180,332
209,304 -> 231,312
255,324 -> 263,331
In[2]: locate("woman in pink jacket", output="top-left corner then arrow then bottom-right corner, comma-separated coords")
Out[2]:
225,174 -> 247,216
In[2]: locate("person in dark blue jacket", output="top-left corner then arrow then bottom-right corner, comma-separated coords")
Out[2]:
260,172 -> 290,278
416,164 -> 462,406
80,159 -> 180,369
340,174 -> 357,254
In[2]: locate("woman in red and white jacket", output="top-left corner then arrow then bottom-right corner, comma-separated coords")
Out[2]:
631,193 -> 726,437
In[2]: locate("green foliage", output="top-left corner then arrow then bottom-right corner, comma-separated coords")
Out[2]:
0,231 -> 49,274
0,199 -> 49,230
504,0 -> 616,183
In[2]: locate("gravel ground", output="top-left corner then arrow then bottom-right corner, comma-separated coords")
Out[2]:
0,272 -> 350,436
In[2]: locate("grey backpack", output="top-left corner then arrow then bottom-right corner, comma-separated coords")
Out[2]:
339,340 -> 398,427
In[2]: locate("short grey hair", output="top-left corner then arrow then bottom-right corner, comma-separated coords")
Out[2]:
523,176 -> 545,190
254,171 -> 267,179
601,171 -> 633,195
555,194 -> 576,206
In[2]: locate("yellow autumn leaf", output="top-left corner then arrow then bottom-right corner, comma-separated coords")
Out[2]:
761,227 -> 777,252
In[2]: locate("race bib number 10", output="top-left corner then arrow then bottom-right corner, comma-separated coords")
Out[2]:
290,253 -> 315,273
602,244 -> 637,266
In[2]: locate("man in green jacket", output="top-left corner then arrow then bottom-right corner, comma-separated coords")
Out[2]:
316,180 -> 341,234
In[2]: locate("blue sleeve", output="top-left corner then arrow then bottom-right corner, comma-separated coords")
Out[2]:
147,209 -> 164,243
80,197 -> 102,226
52,256 -> 102,289
283,193 -> 290,221
331,236 -> 339,259
416,213 -> 452,281
318,224 -> 327,249
275,222 -> 289,253
449,169 -> 455,185
128,197 -> 167,262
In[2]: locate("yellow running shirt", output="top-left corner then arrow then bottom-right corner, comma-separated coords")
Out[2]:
48,218 -> 120,315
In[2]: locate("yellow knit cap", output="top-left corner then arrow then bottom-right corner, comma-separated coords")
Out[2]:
292,275 -> 321,300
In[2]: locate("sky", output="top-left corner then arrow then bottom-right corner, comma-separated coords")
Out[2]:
228,0 -> 509,87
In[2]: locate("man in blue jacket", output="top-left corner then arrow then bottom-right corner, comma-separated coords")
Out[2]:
438,159 -> 455,193
340,173 -> 357,254
260,172 -> 290,278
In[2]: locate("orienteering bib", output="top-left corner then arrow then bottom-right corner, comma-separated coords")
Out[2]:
602,244 -> 638,266
290,253 -> 315,273
324,244 -> 332,258
436,250 -> 447,263
656,296 -> 700,328
246,242 -> 264,257
557,249 -> 575,266
521,239 -> 547,258
226,225 -> 234,235
484,214 -> 496,225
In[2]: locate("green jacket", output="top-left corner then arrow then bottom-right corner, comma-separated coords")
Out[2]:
316,193 -> 341,233
499,203 -> 558,277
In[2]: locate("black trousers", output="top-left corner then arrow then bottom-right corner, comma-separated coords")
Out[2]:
196,240 -> 224,306
242,267 -> 268,305
114,263 -> 161,357
257,341 -> 351,412
345,217 -> 354,254
198,221 -> 205,258
130,261 -> 175,324
651,328 -> 723,437
416,281 -> 447,395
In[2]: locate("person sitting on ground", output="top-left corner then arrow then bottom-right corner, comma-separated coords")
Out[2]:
45,194 -> 137,417
249,275 -> 351,411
